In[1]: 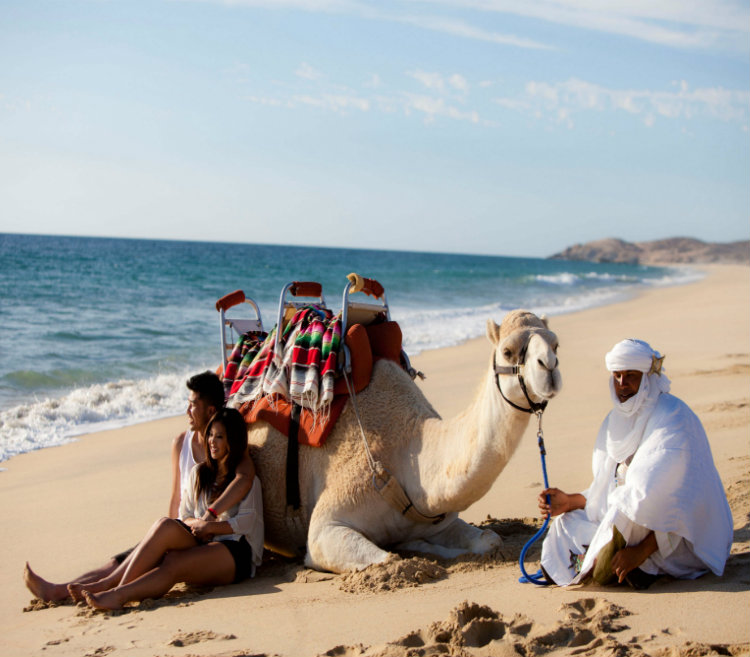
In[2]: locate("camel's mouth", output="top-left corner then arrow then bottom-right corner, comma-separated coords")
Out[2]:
538,370 -> 562,401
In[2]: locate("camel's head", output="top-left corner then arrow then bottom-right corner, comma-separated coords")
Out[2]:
486,310 -> 562,408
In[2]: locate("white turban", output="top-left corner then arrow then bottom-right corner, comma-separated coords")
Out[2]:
605,338 -> 660,373
604,339 -> 671,462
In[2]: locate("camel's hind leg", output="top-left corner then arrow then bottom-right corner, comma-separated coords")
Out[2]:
395,517 -> 503,560
305,512 -> 392,573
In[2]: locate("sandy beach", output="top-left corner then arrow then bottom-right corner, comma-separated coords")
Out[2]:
1,264 -> 748,657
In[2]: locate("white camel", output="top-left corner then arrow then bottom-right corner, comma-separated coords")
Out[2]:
246,309 -> 561,573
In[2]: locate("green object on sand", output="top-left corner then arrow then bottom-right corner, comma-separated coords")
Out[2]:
592,526 -> 627,586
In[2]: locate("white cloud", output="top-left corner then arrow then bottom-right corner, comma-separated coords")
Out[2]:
448,74 -> 469,93
394,14 -> 554,49
408,70 -> 447,92
243,65 -> 490,124
292,93 -> 370,113
402,93 -> 483,124
403,0 -> 750,51
296,62 -> 323,80
364,73 -> 382,89
183,0 -> 749,52
497,78 -> 750,127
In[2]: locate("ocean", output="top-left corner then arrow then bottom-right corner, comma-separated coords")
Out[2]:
0,233 -> 700,463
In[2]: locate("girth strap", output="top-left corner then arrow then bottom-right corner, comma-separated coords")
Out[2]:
286,402 -> 302,510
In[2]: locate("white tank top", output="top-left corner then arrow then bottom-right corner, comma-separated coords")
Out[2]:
178,429 -> 201,498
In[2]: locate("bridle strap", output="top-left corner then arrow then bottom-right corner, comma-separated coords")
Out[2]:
493,349 -> 548,415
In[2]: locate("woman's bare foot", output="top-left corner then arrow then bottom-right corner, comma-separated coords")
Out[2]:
23,563 -> 70,603
82,589 -> 123,611
68,577 -> 111,602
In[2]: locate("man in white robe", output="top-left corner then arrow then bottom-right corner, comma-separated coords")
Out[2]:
538,339 -> 733,589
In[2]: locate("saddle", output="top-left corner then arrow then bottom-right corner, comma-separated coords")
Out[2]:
219,275 -> 407,513
237,319 -> 403,511
236,320 -> 404,447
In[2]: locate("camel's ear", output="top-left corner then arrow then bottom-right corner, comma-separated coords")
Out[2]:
540,314 -> 549,329
486,319 -> 501,345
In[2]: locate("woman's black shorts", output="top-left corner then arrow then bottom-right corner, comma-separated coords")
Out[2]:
217,537 -> 254,583
174,519 -> 254,583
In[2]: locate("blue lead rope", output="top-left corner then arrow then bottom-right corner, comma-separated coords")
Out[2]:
518,415 -> 552,585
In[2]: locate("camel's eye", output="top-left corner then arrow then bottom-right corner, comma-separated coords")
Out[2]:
503,348 -> 512,360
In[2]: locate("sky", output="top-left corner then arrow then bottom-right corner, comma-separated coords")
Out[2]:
1,0 -> 748,258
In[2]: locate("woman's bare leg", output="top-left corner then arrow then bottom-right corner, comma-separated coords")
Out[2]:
117,518 -> 197,587
24,559 -> 119,603
83,542 -> 236,610
68,557 -> 131,601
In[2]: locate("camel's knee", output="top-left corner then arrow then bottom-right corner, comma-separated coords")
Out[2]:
306,521 -> 390,573
428,518 -> 503,553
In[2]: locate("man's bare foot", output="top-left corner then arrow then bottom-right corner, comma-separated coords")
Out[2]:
82,589 -> 123,611
23,563 -> 70,603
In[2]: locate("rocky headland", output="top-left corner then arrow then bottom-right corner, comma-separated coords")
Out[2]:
550,237 -> 750,265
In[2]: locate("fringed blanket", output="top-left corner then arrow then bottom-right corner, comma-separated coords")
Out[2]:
227,305 -> 343,417
222,330 -> 269,397
224,318 -> 404,448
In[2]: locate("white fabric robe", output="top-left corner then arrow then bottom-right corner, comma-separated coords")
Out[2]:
541,392 -> 733,586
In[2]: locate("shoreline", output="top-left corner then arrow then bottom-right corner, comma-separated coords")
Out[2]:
0,263 -> 747,657
0,262 -> 710,466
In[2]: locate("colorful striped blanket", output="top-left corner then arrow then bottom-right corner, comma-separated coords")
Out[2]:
226,305 -> 343,416
222,330 -> 268,397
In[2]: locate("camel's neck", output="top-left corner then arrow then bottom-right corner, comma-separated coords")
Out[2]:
413,364 -> 534,514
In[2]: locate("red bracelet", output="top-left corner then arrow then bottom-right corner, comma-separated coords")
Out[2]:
207,507 -> 218,518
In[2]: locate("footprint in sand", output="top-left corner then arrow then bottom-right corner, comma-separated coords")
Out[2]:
168,629 -> 237,647
322,598 -> 635,657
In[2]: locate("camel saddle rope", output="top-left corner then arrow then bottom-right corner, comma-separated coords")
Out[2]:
341,339 -> 446,526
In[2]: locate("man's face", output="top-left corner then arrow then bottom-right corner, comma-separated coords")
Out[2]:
186,390 -> 215,433
612,370 -> 643,404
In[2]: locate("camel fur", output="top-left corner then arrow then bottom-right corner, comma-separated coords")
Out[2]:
246,309 -> 562,573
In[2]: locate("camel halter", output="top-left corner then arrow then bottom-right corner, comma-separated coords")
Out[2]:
493,343 -> 549,415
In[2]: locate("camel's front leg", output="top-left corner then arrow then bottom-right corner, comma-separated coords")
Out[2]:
396,517 -> 503,560
305,515 -> 392,573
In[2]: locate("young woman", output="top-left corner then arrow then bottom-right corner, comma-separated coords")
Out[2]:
80,408 -> 263,610
24,372 -> 256,604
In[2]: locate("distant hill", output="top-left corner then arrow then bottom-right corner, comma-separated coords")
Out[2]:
549,237 -> 750,265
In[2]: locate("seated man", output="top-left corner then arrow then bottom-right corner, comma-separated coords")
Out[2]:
538,339 -> 733,589
24,371 -> 256,602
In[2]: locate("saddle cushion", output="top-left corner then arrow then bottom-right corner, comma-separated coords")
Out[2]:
239,394 -> 349,448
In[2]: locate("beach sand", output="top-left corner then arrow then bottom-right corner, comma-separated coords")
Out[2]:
1,265 -> 748,657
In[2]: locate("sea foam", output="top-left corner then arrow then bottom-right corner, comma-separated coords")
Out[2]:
0,372 -> 191,462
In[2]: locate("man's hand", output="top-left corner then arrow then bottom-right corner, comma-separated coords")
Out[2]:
538,488 -> 586,518
189,519 -> 215,542
611,532 -> 658,583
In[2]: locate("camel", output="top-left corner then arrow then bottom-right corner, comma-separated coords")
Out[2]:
246,309 -> 561,573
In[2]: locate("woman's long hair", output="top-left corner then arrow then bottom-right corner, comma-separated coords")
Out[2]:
195,407 -> 248,502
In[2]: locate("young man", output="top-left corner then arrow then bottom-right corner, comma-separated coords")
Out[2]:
169,371 -> 255,522
24,371 -> 255,602
538,339 -> 733,589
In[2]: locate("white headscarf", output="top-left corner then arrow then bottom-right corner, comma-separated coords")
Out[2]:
603,339 -> 671,463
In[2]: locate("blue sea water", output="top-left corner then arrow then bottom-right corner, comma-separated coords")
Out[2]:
0,233 -> 700,463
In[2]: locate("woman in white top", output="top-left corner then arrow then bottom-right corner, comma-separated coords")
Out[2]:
82,408 -> 263,610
